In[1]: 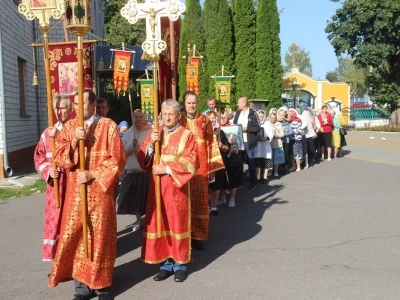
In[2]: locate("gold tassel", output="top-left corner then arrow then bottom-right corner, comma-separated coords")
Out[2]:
32,47 -> 38,86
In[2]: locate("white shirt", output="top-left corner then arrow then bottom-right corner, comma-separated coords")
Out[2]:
254,121 -> 274,159
237,109 -> 249,142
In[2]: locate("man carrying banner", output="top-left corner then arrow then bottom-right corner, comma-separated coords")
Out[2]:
138,99 -> 198,283
48,89 -> 126,300
180,91 -> 215,250
34,95 -> 73,262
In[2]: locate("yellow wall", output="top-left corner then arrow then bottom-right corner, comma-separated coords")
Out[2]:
282,68 -> 350,109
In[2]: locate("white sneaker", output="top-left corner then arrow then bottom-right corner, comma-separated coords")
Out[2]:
217,196 -> 226,206
228,198 -> 235,208
327,158 -> 331,161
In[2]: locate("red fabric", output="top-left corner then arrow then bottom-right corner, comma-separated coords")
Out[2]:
138,126 -> 198,264
317,113 -> 333,133
113,51 -> 131,93
159,17 -> 180,101
33,128 -> 67,261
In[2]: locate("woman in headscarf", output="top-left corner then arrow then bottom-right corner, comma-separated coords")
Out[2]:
117,109 -> 152,231
254,110 -> 273,183
287,109 -> 306,171
330,109 -> 341,159
317,105 -> 333,161
269,112 -> 285,176
302,108 -> 317,166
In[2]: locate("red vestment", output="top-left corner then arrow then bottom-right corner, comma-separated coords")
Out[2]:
138,126 -> 198,264
33,126 -> 67,261
48,118 -> 126,289
180,113 -> 216,240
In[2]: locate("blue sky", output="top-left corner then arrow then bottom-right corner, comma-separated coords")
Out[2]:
278,0 -> 342,79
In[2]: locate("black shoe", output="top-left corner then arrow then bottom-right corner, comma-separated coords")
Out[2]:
174,270 -> 187,282
210,210 -> 219,216
98,294 -> 113,300
191,240 -> 205,250
72,295 -> 91,300
260,178 -> 268,184
153,269 -> 173,281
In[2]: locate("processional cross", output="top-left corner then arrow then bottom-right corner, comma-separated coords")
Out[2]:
121,0 -> 185,57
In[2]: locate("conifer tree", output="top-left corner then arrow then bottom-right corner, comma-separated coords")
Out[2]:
256,0 -> 282,109
203,0 -> 235,105
232,0 -> 256,100
178,0 -> 206,107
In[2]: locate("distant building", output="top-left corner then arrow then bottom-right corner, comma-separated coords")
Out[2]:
0,1 -> 105,179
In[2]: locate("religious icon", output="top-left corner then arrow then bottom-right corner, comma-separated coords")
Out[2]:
189,66 -> 195,78
221,125 -> 244,151
219,84 -> 227,96
58,62 -> 78,96
143,87 -> 151,98
118,60 -> 126,71
31,0 -> 56,9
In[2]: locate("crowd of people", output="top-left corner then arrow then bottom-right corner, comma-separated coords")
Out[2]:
33,91 -> 347,299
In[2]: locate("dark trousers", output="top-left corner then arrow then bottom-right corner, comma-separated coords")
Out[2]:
306,137 -> 315,164
283,142 -> 292,167
74,280 -> 111,296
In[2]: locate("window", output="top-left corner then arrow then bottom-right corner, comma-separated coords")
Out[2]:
18,57 -> 30,117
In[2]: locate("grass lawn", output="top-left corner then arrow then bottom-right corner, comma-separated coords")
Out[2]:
0,179 -> 46,200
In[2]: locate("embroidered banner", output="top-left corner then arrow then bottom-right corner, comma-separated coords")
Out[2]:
139,79 -> 154,117
215,77 -> 232,108
49,43 -> 93,98
186,56 -> 200,96
113,51 -> 131,93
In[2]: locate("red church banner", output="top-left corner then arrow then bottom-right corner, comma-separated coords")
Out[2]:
159,17 -> 180,101
49,43 -> 93,98
186,56 -> 200,96
113,51 -> 131,93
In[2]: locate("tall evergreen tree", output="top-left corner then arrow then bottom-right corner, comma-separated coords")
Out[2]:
202,0 -> 220,96
232,0 -> 256,100
104,0 -> 146,46
255,0 -> 282,109
178,0 -> 206,106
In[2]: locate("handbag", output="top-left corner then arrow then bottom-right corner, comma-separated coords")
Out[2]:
257,127 -> 265,139
340,128 -> 347,136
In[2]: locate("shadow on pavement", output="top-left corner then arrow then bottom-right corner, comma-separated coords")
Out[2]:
111,182 -> 287,296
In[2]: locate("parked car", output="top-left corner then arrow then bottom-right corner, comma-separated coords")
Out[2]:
350,102 -> 372,109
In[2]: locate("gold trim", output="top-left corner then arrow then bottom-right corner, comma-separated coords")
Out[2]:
141,256 -> 191,265
145,230 -> 190,240
192,214 -> 209,220
162,155 -> 197,175
178,130 -> 190,156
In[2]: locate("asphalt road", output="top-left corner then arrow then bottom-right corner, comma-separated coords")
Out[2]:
0,131 -> 399,300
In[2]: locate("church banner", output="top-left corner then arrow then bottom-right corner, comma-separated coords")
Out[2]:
113,51 -> 131,93
186,56 -> 200,96
139,79 -> 154,117
159,17 -> 180,101
215,77 -> 232,107
49,43 -> 93,98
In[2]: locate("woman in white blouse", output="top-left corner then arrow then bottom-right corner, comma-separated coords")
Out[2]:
254,110 -> 274,184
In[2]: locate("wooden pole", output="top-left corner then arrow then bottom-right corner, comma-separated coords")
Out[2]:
40,23 -> 60,209
152,48 -> 162,236
77,35 -> 89,259
169,19 -> 176,100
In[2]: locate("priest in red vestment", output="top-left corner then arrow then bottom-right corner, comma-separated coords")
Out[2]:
180,91 -> 217,250
138,99 -> 198,283
34,95 -> 73,262
48,90 -> 126,300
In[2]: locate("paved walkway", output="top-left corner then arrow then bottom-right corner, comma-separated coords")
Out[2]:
0,131 -> 399,299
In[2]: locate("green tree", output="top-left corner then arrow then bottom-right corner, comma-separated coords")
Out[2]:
325,0 -> 400,112
232,0 -> 256,99
178,0 -> 206,108
203,0 -> 234,101
255,0 -> 282,109
283,43 -> 312,76
325,71 -> 339,82
104,0 -> 146,46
